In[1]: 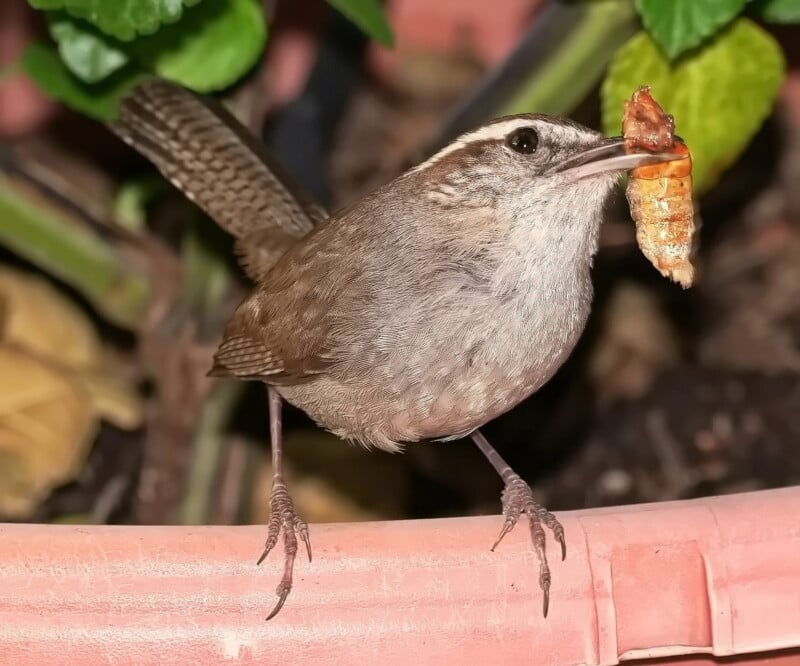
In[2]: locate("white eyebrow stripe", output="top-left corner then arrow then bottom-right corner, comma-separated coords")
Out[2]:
409,118 -> 540,174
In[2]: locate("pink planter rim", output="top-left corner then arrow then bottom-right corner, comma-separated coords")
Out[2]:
2,487 -> 799,664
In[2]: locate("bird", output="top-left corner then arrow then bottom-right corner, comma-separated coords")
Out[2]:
111,77 -> 678,620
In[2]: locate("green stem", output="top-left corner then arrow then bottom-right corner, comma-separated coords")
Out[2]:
174,218 -> 239,524
0,176 -> 152,329
179,221 -> 233,334
178,380 -> 244,525
502,0 -> 637,116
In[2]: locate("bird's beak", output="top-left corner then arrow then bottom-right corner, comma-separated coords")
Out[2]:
555,136 -> 684,181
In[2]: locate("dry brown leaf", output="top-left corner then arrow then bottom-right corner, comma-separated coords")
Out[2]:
0,266 -> 143,430
0,266 -> 102,368
0,346 -> 96,517
79,369 -> 144,430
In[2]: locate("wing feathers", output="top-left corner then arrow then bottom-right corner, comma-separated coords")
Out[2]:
209,334 -> 284,379
110,78 -> 327,279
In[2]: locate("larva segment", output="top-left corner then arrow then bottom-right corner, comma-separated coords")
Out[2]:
622,86 -> 695,289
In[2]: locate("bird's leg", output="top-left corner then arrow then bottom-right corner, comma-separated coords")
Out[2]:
257,387 -> 311,620
470,429 -> 566,617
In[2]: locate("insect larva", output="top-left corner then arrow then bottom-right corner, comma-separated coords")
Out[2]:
622,86 -> 695,288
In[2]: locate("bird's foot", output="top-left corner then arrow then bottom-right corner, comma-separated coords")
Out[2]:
491,472 -> 566,617
257,475 -> 311,620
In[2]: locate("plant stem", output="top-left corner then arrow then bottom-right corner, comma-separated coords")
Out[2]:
502,0 -> 637,117
0,176 -> 152,329
173,218 -> 239,524
178,380 -> 244,525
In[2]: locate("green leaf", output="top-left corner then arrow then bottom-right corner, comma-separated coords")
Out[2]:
28,0 -> 203,41
326,0 -> 394,47
112,176 -> 168,233
48,14 -> 130,83
138,0 -> 267,92
38,0 -> 266,92
601,19 -> 785,194
21,42 -> 144,120
634,0 -> 747,59
752,0 -> 800,23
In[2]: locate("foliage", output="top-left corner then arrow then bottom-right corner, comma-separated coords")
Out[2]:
634,0 -> 748,59
22,0 -> 394,119
601,0 -> 797,194
602,19 -> 785,193
6,0 -> 800,523
326,0 -> 393,46
21,42 -> 145,120
29,0 -> 204,41
0,267 -> 143,518
23,0 -> 798,194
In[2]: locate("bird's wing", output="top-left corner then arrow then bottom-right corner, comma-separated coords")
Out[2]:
208,223 -> 361,384
109,78 -> 327,279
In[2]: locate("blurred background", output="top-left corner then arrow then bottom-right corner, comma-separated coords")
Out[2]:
1,0 -> 800,529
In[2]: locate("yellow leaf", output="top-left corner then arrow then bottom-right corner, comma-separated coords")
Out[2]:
0,266 -> 144,430
79,369 -> 144,430
0,346 -> 96,517
601,20 -> 785,194
0,266 -> 101,369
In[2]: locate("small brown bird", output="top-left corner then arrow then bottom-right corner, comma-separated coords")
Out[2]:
112,79 -> 678,620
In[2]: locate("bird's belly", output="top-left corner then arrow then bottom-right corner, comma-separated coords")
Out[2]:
419,309 -> 586,438
280,286 -> 591,451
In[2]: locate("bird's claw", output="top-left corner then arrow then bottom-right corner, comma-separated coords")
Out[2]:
492,473 -> 566,617
257,477 -> 310,620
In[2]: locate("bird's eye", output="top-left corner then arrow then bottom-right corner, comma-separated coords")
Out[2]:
506,127 -> 539,154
